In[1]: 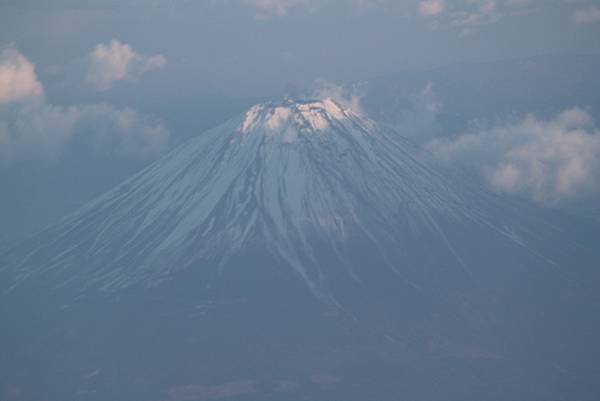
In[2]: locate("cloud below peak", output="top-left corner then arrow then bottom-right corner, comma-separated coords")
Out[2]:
427,108 -> 600,204
86,40 -> 166,91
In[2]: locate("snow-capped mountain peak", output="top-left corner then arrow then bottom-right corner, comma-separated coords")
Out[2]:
239,98 -> 371,137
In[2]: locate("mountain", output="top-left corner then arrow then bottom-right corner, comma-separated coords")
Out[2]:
2,99 -> 493,298
2,99 -> 600,401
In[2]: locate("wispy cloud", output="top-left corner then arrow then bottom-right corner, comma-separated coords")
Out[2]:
309,79 -> 366,115
86,40 -> 166,91
427,108 -> 600,204
241,0 -> 312,17
574,6 -> 600,24
416,0 -> 538,34
398,82 -> 443,141
450,0 -> 500,32
418,0 -> 446,16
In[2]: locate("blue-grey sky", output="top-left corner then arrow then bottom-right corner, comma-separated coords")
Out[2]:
2,0 -> 600,96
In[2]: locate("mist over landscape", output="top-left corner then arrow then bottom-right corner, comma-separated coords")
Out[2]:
1,1 -> 600,401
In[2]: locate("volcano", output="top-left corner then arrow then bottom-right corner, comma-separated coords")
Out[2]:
2,99 -> 600,401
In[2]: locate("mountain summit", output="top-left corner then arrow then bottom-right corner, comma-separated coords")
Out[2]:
240,98 -> 363,134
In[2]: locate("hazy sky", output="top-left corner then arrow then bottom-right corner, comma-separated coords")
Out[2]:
1,0 -> 600,96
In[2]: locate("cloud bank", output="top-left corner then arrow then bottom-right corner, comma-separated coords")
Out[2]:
427,108 -> 600,203
0,102 -> 170,163
86,40 -> 166,91
0,48 -> 169,164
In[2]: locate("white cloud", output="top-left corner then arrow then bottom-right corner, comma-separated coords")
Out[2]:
310,79 -> 365,115
574,6 -> 600,24
427,108 -> 600,204
0,48 -> 44,103
0,49 -> 169,164
418,0 -> 446,16
86,39 -> 166,91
